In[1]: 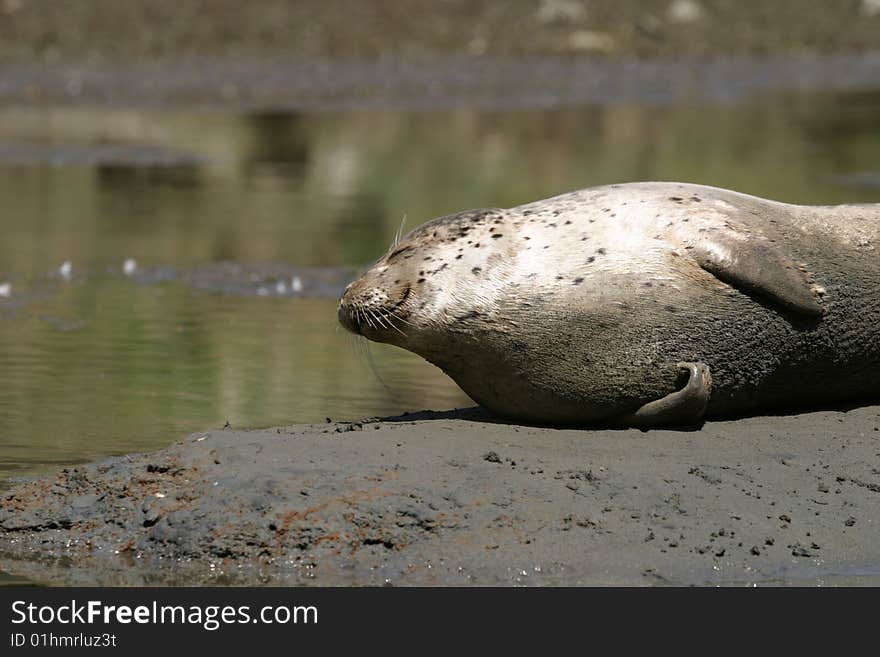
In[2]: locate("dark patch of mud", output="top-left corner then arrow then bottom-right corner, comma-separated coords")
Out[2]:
2,405 -> 879,586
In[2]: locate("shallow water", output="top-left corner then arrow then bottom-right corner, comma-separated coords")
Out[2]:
1,91 -> 880,485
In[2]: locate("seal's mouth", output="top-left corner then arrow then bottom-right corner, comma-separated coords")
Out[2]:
339,285 -> 412,337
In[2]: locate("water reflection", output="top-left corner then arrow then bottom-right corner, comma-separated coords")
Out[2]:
242,111 -> 311,176
1,91 -> 880,484
95,163 -> 203,189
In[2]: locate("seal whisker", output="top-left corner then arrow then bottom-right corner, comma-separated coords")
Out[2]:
371,309 -> 406,336
393,213 -> 408,248
383,313 -> 407,336
370,309 -> 389,330
361,339 -> 400,401
387,309 -> 416,327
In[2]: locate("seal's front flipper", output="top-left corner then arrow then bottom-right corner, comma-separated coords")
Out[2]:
622,362 -> 712,428
686,231 -> 824,316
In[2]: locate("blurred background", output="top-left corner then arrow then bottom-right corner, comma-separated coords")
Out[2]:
0,0 -> 879,485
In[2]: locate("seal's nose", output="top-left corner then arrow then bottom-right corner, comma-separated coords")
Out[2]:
337,284 -> 360,335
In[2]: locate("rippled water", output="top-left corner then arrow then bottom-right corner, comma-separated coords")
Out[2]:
1,91 -> 880,485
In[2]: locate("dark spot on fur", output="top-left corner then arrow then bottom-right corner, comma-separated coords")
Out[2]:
643,282 -> 653,287
581,237 -> 587,241
596,248 -> 606,255
455,254 -> 463,259
394,279 -> 400,284
691,196 -> 701,202
548,223 -> 557,228
491,234 -> 503,239
586,256 -> 595,263
523,210 -> 534,215
564,220 -> 572,225
556,275 -> 564,280
669,196 -> 683,202
417,278 -> 425,283
474,243 -> 481,248
472,267 -> 482,275
523,236 -> 531,240
665,305 -> 678,313
573,277 -> 584,285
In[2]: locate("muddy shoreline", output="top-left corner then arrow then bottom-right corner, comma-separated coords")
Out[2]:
2,1 -> 879,63
3,52 -> 880,111
2,405 -> 878,586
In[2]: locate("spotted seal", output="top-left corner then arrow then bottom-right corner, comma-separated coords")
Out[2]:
338,182 -> 880,427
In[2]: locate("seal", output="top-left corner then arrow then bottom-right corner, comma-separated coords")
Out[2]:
338,182 -> 880,426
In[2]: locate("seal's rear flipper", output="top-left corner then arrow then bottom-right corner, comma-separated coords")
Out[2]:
685,231 -> 824,316
622,362 -> 712,428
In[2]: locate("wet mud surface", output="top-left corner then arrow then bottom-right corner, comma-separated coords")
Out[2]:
2,405 -> 879,586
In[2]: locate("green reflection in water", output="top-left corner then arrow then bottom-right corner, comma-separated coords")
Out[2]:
1,91 -> 879,483
0,279 -> 468,484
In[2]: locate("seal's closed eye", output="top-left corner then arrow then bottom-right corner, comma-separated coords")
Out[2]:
387,245 -> 414,261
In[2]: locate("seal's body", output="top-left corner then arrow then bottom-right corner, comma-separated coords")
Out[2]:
338,182 -> 880,426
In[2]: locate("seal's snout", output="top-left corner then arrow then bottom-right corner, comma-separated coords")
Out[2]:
337,281 -> 361,335
338,271 -> 413,341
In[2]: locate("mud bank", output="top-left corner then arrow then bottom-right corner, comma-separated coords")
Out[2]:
3,53 -> 880,111
1,406 -> 879,586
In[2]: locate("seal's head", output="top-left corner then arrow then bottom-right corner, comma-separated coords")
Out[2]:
338,208 -> 511,352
